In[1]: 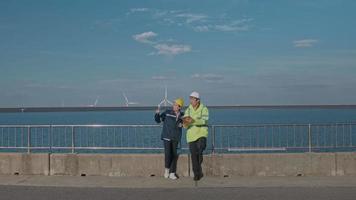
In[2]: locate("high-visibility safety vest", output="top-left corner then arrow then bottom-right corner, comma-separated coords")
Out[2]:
183,103 -> 209,143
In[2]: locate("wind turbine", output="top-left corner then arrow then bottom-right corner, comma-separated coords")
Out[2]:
89,96 -> 99,107
158,86 -> 173,108
18,102 -> 25,112
122,93 -> 139,107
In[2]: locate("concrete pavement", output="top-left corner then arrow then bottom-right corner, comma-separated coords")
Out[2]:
1,185 -> 356,200
2,175 -> 356,200
1,175 -> 356,188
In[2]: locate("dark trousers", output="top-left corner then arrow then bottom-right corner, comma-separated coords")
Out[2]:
163,140 -> 179,173
189,137 -> 207,177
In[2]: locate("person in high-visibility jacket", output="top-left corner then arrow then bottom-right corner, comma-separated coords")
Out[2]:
183,91 -> 209,181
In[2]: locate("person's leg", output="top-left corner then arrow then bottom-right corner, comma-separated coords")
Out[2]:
169,140 -> 179,173
198,137 -> 207,164
163,140 -> 172,177
189,140 -> 200,179
197,137 -> 207,178
166,140 -> 179,180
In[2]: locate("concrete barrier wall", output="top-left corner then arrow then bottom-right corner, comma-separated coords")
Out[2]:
202,153 -> 337,177
1,153 -> 355,177
335,153 -> 356,176
50,154 -> 190,177
0,153 -> 49,175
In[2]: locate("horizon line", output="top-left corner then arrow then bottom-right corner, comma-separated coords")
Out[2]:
1,104 -> 356,113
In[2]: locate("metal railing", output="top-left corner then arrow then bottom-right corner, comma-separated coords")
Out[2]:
0,123 -> 356,153
211,123 -> 356,153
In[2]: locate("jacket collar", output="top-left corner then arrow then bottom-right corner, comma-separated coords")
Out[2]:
188,103 -> 205,112
167,109 -> 183,116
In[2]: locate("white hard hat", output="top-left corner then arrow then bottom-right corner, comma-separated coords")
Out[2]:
190,91 -> 200,99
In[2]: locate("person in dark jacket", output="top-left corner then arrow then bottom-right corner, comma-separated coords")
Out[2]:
154,98 -> 184,180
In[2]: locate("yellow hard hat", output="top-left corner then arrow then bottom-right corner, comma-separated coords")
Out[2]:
175,98 -> 184,107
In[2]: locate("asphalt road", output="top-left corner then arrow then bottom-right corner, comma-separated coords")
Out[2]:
1,185 -> 356,200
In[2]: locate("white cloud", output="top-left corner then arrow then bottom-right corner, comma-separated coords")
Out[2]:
133,31 -> 158,44
193,25 -> 210,32
151,76 -> 176,80
153,44 -> 191,56
192,73 -> 224,82
98,79 -> 125,84
216,19 -> 252,31
293,39 -> 318,48
194,18 -> 252,32
24,82 -> 79,90
128,8 -> 253,34
231,18 -> 253,25
175,13 -> 208,24
130,8 -> 149,13
133,31 -> 192,56
91,18 -> 121,30
24,83 -> 50,88
153,10 -> 169,18
194,24 -> 249,32
214,24 -> 249,32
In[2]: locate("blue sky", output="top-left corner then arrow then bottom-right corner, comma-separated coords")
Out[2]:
1,0 -> 356,107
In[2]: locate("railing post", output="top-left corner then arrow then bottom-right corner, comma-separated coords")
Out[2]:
350,124 -> 353,147
49,125 -> 52,153
308,124 -> 312,152
211,125 -> 215,154
27,126 -> 31,154
71,126 -> 75,153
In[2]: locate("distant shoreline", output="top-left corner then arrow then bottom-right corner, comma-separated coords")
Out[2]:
1,105 -> 356,113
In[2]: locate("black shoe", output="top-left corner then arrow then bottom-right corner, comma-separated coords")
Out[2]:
193,173 -> 204,181
193,175 -> 200,181
199,173 -> 204,179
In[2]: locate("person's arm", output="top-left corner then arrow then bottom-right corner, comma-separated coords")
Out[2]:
154,110 -> 166,123
177,112 -> 184,127
154,112 -> 161,123
191,107 -> 209,126
183,107 -> 190,117
182,108 -> 193,128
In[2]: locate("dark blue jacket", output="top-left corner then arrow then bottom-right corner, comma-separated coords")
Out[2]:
154,109 -> 184,142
